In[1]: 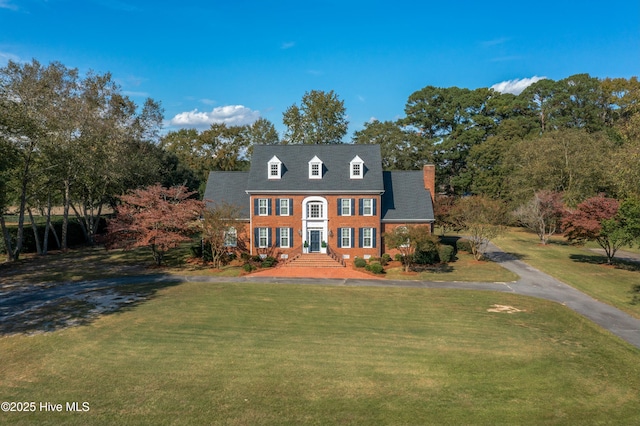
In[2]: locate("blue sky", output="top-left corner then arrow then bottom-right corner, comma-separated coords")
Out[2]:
1,0 -> 638,139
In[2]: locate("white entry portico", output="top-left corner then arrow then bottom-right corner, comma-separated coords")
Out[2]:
301,196 -> 328,253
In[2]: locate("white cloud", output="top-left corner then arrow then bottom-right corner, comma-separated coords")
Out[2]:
169,105 -> 260,129
281,41 -> 295,49
0,51 -> 21,65
0,1 -> 18,11
491,76 -> 547,95
122,90 -> 149,98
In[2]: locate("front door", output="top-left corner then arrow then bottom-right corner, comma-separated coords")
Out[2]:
309,230 -> 321,253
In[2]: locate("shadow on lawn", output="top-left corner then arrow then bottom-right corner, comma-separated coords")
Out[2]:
569,254 -> 640,272
0,279 -> 182,336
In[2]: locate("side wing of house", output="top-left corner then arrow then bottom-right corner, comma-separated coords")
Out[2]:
380,166 -> 436,255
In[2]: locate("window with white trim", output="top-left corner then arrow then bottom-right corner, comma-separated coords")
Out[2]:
308,156 -> 323,179
341,228 -> 352,248
258,227 -> 269,248
307,202 -> 323,218
350,155 -> 364,179
362,227 -> 373,248
362,198 -> 373,216
258,198 -> 268,216
224,227 -> 237,247
279,227 -> 290,248
268,155 -> 282,179
341,199 -> 351,216
279,199 -> 289,216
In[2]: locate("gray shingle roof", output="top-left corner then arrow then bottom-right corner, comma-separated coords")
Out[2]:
381,171 -> 434,222
247,144 -> 384,193
203,171 -> 251,219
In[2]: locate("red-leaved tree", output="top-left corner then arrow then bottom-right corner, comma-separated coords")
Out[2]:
562,196 -> 631,264
105,185 -> 204,265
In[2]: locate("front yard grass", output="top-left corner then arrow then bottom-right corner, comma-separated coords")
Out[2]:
384,250 -> 519,282
494,228 -> 640,319
1,282 -> 639,425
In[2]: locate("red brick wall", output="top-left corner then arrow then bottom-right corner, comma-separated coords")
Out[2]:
250,194 -> 382,263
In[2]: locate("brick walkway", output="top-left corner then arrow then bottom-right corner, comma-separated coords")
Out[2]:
249,266 -> 384,279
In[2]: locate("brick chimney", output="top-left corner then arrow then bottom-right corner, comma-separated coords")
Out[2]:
423,164 -> 435,203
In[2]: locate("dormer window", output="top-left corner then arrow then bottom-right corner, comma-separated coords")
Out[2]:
308,155 -> 323,179
350,155 -> 364,179
268,155 -> 282,179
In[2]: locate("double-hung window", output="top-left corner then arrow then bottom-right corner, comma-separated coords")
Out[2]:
258,199 -> 268,216
362,198 -> 373,216
258,228 -> 269,248
341,199 -> 351,216
224,227 -> 237,247
279,227 -> 290,248
340,228 -> 352,248
279,199 -> 289,216
362,228 -> 373,248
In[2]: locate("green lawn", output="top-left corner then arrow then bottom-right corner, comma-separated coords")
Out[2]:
384,250 -> 519,283
493,228 -> 640,319
2,282 -> 639,425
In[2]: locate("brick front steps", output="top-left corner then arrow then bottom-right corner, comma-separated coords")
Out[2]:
248,253 -> 383,279
282,253 -> 345,268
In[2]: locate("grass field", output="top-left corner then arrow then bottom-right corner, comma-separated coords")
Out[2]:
1,282 -> 639,425
493,228 -> 640,319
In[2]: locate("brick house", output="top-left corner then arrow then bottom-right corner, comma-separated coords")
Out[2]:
203,144 -> 435,264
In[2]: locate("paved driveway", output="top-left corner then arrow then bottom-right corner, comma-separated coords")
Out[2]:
2,245 -> 640,349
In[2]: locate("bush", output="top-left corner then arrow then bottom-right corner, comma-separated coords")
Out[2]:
394,253 -> 403,262
354,257 -> 367,268
367,262 -> 384,274
438,245 -> 455,263
261,256 -> 277,268
456,239 -> 472,253
413,248 -> 439,265
243,263 -> 256,272
381,253 -> 391,266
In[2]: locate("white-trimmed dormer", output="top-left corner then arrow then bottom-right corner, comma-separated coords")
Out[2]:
308,155 -> 323,179
350,155 -> 364,179
268,155 -> 282,179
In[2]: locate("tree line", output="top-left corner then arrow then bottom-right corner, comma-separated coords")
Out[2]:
2,58 -> 639,262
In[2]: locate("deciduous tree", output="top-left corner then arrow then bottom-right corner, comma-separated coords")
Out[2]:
383,225 -> 436,272
513,191 -> 564,245
282,90 -> 348,144
201,202 -> 246,269
450,196 -> 507,260
105,185 -> 204,265
562,196 -> 635,264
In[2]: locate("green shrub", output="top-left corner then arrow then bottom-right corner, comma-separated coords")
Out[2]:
438,245 -> 455,263
413,248 -> 439,265
394,253 -> 403,262
380,253 -> 391,266
368,262 -> 384,274
261,256 -> 277,268
456,239 -> 472,253
243,263 -> 255,272
354,257 -> 367,268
